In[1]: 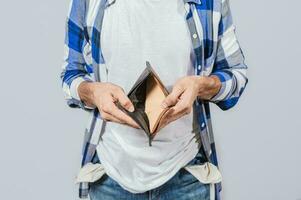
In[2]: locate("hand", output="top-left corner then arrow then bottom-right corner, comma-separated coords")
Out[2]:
78,81 -> 140,129
157,75 -> 221,131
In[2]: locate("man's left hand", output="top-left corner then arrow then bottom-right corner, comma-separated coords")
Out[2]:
157,75 -> 221,131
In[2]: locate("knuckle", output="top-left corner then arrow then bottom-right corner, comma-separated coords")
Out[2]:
109,84 -> 120,92
110,87 -> 118,94
101,105 -> 110,113
97,104 -> 103,111
174,84 -> 184,92
101,113 -> 109,120
183,102 -> 190,108
184,107 -> 192,114
166,96 -> 176,104
171,95 -> 178,102
164,98 -> 171,104
114,85 -> 124,93
188,107 -> 192,113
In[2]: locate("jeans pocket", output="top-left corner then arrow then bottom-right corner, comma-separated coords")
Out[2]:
184,162 -> 222,184
89,173 -> 107,188
176,167 -> 211,200
182,161 -> 221,200
178,167 -> 200,185
75,163 -> 106,184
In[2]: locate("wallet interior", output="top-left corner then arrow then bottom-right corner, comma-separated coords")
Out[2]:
145,74 -> 169,133
116,62 -> 170,145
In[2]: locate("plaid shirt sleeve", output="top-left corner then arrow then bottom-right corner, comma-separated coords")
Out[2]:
60,0 -> 96,110
209,0 -> 248,110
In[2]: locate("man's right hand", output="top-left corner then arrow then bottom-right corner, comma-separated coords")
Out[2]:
78,81 -> 140,129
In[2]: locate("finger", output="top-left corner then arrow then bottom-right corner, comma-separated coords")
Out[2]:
159,99 -> 191,129
126,119 -> 140,129
101,111 -> 125,124
163,107 -> 187,125
172,100 -> 191,116
161,85 -> 184,109
172,88 -> 194,114
160,107 -> 175,123
104,101 -> 140,128
157,112 -> 174,132
112,88 -> 135,112
102,110 -> 139,129
157,108 -> 175,130
169,109 -> 188,123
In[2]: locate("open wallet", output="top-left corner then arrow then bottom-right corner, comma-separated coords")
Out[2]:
115,61 -> 171,146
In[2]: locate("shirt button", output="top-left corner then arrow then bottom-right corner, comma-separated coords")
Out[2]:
198,65 -> 201,70
192,33 -> 198,39
201,122 -> 205,128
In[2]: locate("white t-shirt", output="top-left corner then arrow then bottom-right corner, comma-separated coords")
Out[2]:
96,0 -> 200,193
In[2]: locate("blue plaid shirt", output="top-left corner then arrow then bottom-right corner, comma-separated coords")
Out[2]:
60,0 -> 248,199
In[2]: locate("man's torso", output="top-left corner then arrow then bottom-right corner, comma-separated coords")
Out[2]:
95,0 -> 201,193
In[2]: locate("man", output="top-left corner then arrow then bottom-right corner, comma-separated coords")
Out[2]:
60,0 -> 248,199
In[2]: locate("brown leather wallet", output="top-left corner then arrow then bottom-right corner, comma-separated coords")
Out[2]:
116,61 -> 171,146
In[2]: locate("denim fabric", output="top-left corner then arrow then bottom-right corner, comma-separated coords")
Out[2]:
88,148 -> 210,200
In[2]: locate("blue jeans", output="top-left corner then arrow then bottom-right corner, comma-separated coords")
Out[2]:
88,147 -> 210,200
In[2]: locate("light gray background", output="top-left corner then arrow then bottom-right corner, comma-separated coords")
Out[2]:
0,0 -> 300,199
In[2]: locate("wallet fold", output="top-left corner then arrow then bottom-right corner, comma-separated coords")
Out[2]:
116,61 -> 170,146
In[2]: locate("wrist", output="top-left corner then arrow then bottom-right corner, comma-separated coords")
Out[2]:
209,75 -> 222,90
193,75 -> 218,90
208,75 -> 222,98
193,75 -> 222,100
78,81 -> 97,108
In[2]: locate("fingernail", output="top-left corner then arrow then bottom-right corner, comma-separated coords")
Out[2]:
128,106 -> 135,112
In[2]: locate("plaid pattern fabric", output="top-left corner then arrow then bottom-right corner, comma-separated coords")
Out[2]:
60,0 -> 248,199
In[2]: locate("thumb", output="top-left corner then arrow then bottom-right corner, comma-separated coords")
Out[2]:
113,89 -> 135,112
161,85 -> 183,109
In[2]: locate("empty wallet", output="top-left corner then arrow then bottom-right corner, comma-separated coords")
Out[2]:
116,61 -> 171,146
